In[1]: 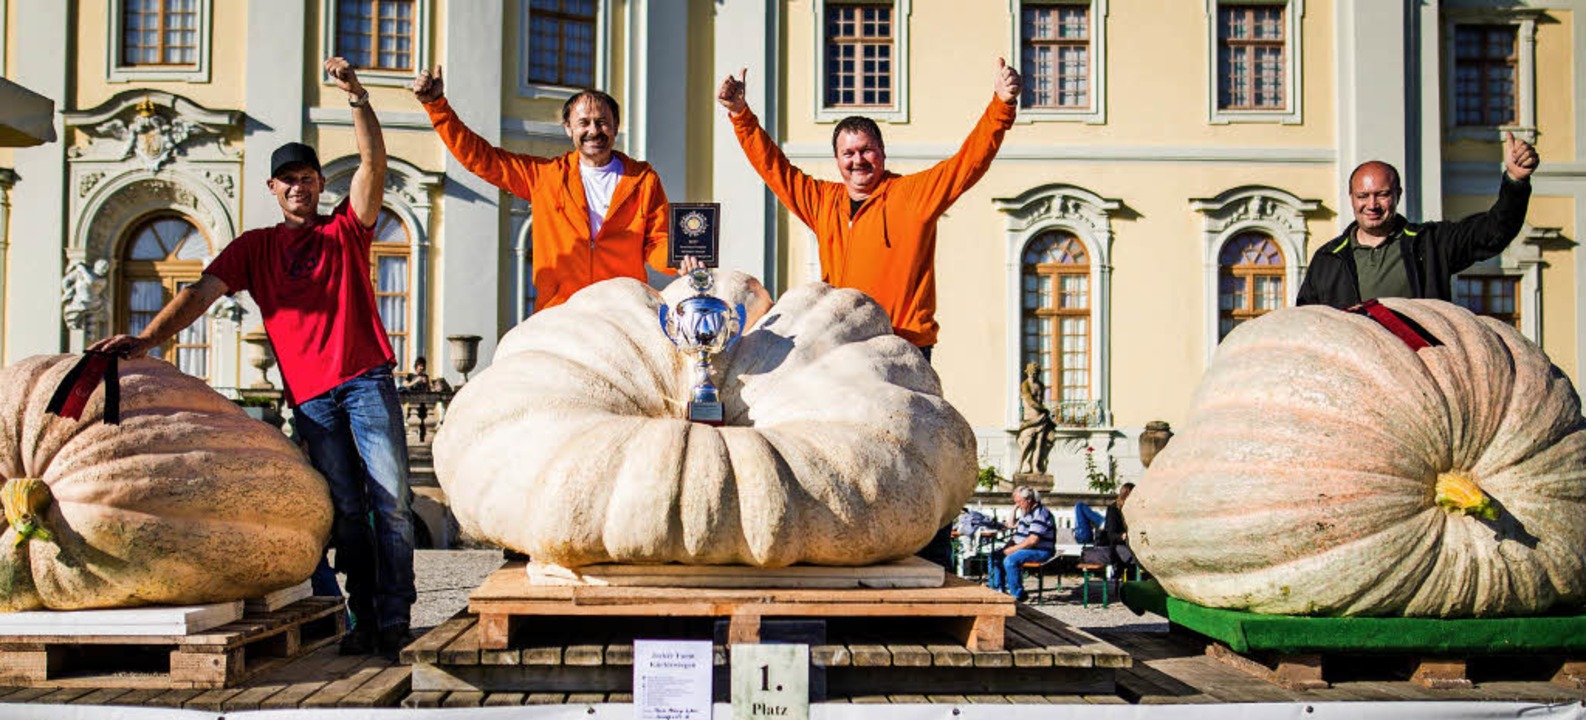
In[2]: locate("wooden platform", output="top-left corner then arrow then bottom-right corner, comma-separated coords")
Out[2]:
1204,641 -> 1586,691
528,557 -> 945,589
405,604 -> 1129,698
0,596 -> 345,689
1098,627 -> 1586,704
473,561 -> 1013,653
0,645 -> 411,710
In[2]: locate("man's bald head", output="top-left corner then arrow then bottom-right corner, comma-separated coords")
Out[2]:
1348,161 -> 1401,195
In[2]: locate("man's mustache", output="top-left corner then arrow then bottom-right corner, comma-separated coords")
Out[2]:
580,133 -> 609,144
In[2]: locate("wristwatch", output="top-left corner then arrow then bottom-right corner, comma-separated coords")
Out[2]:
348,89 -> 370,108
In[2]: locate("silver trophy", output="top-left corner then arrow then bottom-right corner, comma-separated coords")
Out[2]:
658,269 -> 747,425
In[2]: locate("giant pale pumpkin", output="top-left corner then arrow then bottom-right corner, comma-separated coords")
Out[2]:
433,272 -> 977,567
1130,299 -> 1586,617
0,355 -> 332,611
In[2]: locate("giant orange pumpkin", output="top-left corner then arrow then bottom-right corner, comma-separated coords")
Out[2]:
0,355 -> 332,611
1129,299 -> 1586,617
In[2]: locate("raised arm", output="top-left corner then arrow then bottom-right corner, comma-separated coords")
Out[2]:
87,274 -> 230,358
326,57 -> 386,228
720,68 -> 829,231
413,66 -> 541,199
904,58 -> 1019,216
1441,133 -> 1538,268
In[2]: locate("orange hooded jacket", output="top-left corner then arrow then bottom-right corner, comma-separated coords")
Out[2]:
731,96 -> 1016,348
423,97 -> 672,311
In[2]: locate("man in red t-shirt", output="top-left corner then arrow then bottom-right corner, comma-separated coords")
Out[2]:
90,58 -> 417,661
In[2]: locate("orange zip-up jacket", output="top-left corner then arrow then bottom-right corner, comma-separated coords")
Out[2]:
423,97 -> 673,311
731,96 -> 1016,347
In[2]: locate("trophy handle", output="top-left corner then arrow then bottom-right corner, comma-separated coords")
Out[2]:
724,303 -> 748,353
657,304 -> 679,347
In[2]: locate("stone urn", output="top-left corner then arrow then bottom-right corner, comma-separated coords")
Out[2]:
241,329 -> 276,389
1138,420 -> 1174,468
447,334 -> 482,384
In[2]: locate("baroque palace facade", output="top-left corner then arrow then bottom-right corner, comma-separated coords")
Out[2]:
0,0 -> 1582,490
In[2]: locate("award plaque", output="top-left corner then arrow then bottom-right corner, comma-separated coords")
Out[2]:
668,202 -> 721,268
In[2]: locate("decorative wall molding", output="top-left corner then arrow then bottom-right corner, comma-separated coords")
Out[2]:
63,90 -> 241,171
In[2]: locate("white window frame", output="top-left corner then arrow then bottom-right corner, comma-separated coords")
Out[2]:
517,0 -> 610,100
1190,186 -> 1319,362
813,0 -> 912,123
1206,0 -> 1304,125
1008,0 -> 1107,124
107,0 -> 214,83
1442,8 -> 1541,144
321,0 -> 433,89
1454,224 -> 1553,343
995,184 -> 1121,432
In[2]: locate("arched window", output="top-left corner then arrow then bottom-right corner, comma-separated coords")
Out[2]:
1022,231 -> 1091,417
370,208 -> 412,370
120,215 -> 212,378
1217,232 -> 1285,341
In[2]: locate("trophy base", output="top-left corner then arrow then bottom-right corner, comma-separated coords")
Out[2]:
686,401 -> 724,426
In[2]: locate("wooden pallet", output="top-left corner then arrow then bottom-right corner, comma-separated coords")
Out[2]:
1206,642 -> 1586,691
470,561 -> 1015,653
1098,628 -> 1586,705
0,596 -> 346,689
405,605 -> 1129,697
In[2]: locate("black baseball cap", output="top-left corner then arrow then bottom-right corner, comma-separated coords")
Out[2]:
270,142 -> 322,178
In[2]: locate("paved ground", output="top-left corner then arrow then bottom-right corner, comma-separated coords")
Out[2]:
407,549 -> 1168,634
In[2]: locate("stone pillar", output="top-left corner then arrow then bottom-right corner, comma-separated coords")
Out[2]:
1335,0 -> 1411,221
639,0 -> 689,200
437,2 -> 504,384
712,0 -> 779,286
8,0 -> 69,362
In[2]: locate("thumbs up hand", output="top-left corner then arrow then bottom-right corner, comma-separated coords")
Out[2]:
994,57 -> 1021,105
1504,131 -> 1539,182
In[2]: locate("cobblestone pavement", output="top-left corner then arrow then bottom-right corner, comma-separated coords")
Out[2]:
407,549 -> 1167,634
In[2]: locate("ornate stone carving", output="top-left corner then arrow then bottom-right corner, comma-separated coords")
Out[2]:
63,91 -> 241,168
203,170 -> 235,198
77,172 -> 106,198
993,184 -> 1122,239
1190,186 -> 1320,236
208,295 -> 246,325
61,259 -> 110,332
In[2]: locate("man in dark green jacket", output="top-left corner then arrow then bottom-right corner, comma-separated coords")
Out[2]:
1297,133 -> 1539,308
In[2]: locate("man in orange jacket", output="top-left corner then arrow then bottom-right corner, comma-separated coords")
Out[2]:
411,67 -> 696,311
718,59 -> 1021,362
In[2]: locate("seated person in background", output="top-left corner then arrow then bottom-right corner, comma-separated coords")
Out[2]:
987,486 -> 1056,602
1073,502 -> 1105,544
1098,483 -> 1136,572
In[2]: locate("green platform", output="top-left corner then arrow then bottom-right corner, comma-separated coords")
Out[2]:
1122,580 -> 1586,655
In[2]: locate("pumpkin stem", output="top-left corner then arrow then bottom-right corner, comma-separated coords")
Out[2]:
1,478 -> 54,546
1435,471 -> 1498,522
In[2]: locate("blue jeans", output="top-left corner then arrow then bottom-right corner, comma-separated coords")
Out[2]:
987,547 -> 1053,601
1074,503 -> 1105,544
294,364 -> 416,631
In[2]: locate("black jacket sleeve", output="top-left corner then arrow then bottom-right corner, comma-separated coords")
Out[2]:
1433,174 -> 1532,274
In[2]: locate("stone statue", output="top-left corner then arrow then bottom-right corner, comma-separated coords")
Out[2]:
62,259 -> 110,332
1016,362 -> 1057,475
